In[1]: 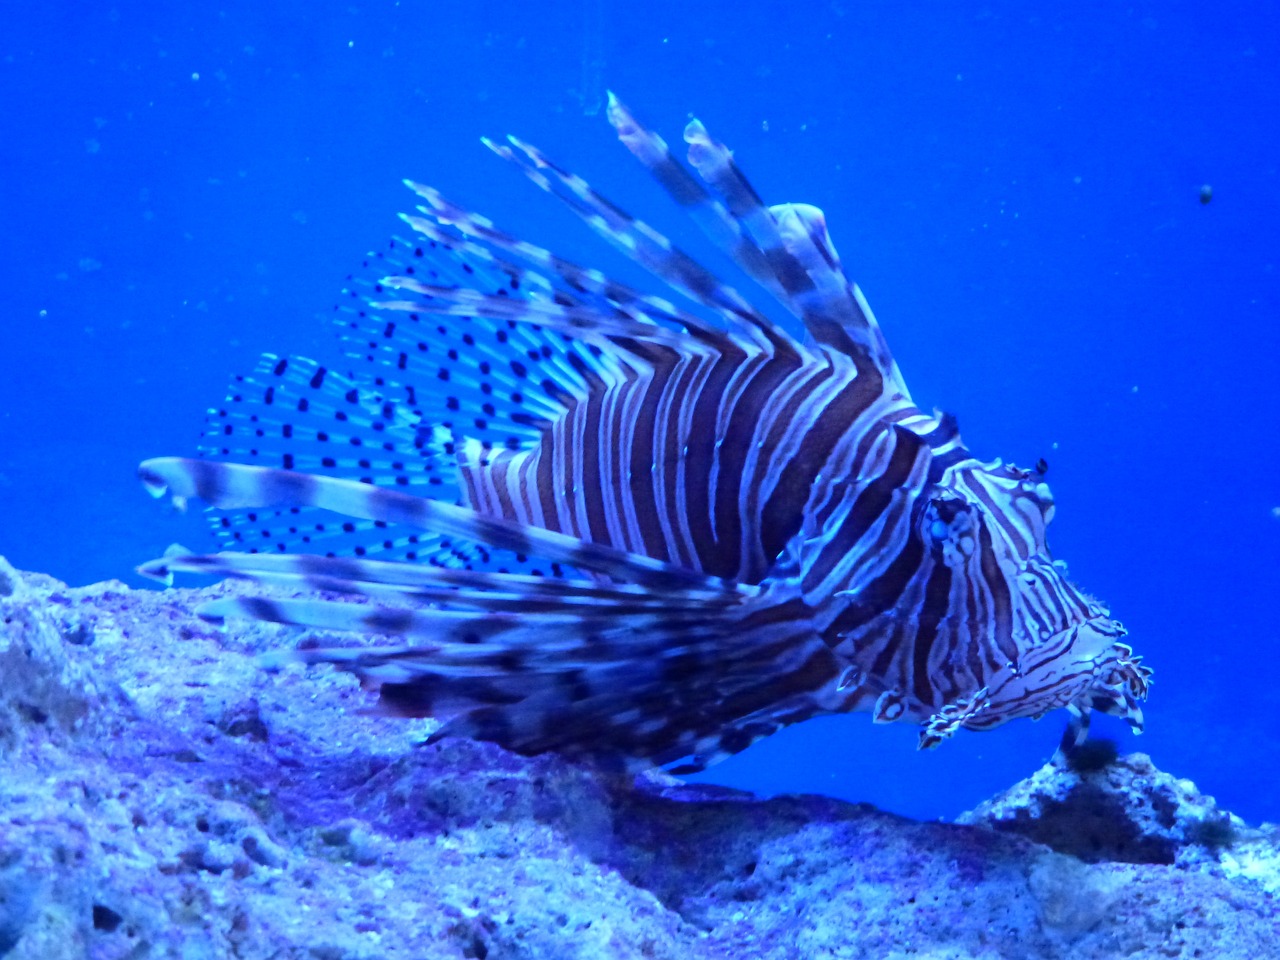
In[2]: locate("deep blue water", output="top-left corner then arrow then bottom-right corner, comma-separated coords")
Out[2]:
3,2 -> 1277,824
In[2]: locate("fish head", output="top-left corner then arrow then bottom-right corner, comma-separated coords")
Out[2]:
907,458 -> 1151,745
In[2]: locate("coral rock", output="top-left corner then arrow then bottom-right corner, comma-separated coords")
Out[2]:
0,556 -> 1275,959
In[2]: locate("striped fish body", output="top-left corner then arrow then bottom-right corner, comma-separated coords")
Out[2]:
461,332 -> 879,585
139,95 -> 1150,772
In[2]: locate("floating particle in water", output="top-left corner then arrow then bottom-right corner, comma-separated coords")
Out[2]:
1199,184 -> 1213,204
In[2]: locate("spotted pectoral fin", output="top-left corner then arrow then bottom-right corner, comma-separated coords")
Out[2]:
195,353 -> 477,565
239,581 -> 758,749
143,549 -> 746,638
402,598 -> 838,771
138,458 -> 718,591
145,540 -> 838,772
139,550 -> 733,609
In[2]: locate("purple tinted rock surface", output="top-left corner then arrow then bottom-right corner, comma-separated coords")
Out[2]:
0,555 -> 1275,959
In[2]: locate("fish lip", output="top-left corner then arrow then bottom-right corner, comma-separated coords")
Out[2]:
1061,616 -> 1151,730
957,615 -> 1145,733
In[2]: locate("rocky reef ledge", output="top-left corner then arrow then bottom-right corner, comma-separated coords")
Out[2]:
1,555 -> 1275,959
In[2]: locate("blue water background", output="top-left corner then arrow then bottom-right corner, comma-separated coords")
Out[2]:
3,2 -> 1277,823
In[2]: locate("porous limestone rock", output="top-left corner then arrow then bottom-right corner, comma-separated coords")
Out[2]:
0,555 -> 1275,959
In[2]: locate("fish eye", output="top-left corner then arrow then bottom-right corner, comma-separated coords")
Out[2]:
921,495 -> 974,548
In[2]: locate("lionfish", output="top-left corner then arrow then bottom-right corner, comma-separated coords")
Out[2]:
138,95 -> 1150,774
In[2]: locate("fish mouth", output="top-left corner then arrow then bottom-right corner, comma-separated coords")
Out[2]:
915,615 -> 1148,749
1059,615 -> 1151,732
954,617 -> 1149,734
1086,633 -> 1153,733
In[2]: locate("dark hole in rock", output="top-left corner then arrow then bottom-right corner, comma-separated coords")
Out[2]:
221,709 -> 269,742
63,619 -> 94,646
93,904 -> 123,933
17,703 -> 48,725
